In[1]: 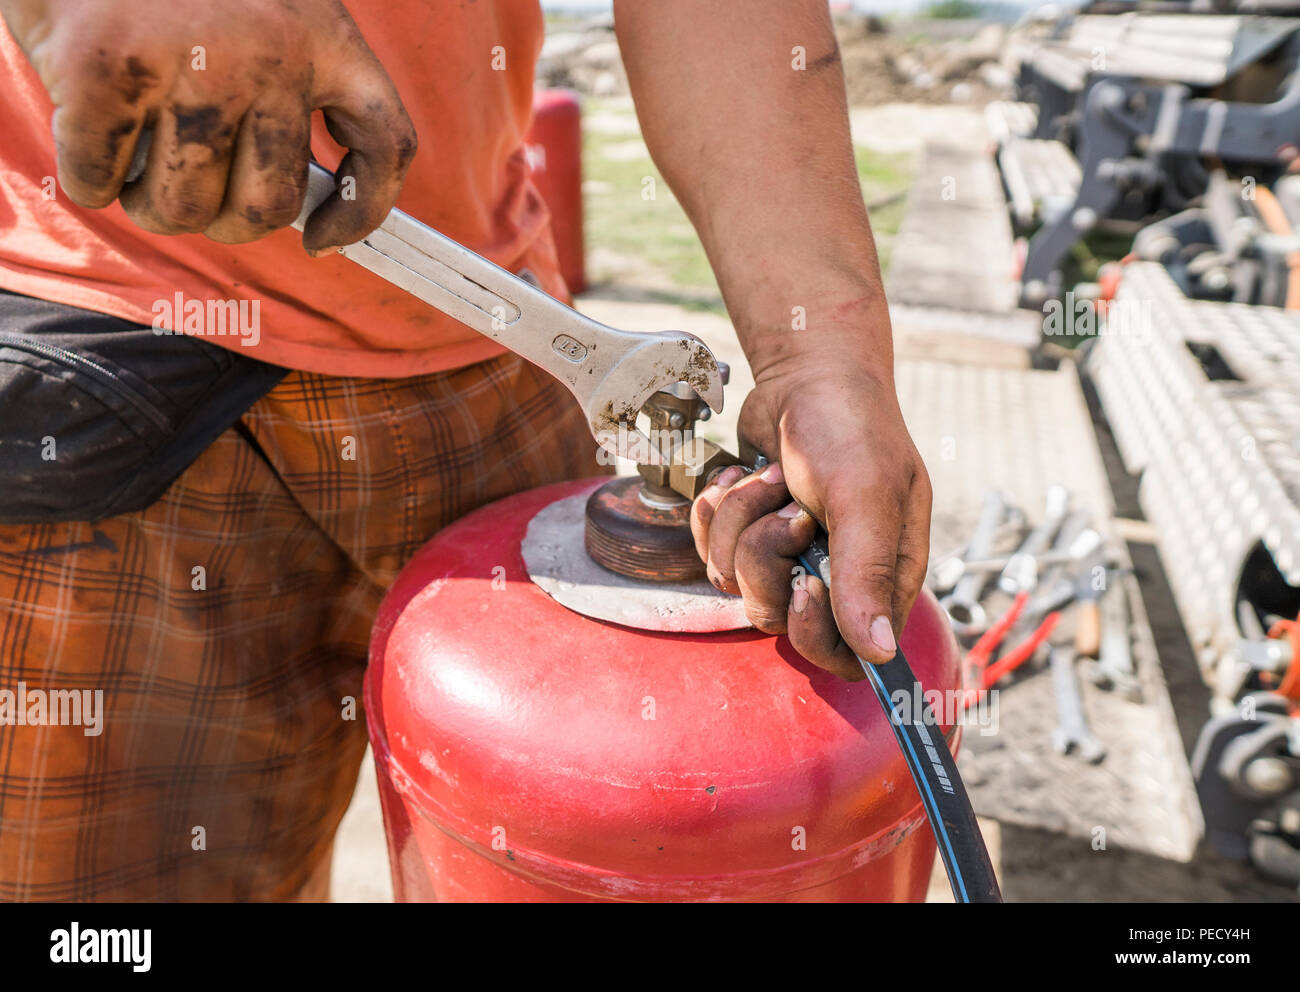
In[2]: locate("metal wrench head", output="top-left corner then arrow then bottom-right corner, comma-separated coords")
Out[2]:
940,595 -> 988,637
582,331 -> 724,461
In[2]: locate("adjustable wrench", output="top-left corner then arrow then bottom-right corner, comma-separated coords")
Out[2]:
290,163 -> 724,458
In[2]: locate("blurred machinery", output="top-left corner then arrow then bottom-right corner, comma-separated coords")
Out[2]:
990,1 -> 1300,884
993,1 -> 1300,306
1086,254 -> 1300,885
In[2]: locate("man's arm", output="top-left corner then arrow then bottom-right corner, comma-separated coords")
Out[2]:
615,0 -> 931,676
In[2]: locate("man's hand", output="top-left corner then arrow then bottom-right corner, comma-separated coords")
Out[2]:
617,0 -> 933,676
690,339 -> 931,680
1,0 -> 415,250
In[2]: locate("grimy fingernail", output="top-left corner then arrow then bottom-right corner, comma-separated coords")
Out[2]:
791,588 -> 809,615
777,501 -> 804,520
870,615 -> 896,655
709,465 -> 745,491
308,245 -> 343,258
760,462 -> 784,484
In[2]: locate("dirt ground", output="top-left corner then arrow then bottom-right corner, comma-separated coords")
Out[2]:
540,13 -> 1016,108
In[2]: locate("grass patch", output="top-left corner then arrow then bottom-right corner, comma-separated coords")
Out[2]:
919,0 -> 982,18
582,98 -> 914,306
868,196 -> 909,275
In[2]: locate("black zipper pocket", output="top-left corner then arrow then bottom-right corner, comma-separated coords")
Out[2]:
0,332 -> 172,433
0,288 -> 287,524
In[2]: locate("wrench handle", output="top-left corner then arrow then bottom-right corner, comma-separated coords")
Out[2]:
294,159 -> 339,227
290,162 -> 573,347
287,162 -> 724,453
1076,600 -> 1102,658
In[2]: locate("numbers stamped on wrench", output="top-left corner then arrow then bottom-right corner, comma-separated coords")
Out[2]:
551,334 -> 589,364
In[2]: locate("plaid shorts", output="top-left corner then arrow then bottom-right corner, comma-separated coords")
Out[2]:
0,352 -> 598,901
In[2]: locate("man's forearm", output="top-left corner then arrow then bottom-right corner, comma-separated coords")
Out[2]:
614,0 -> 891,380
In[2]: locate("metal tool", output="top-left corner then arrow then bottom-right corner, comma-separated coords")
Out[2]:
290,162 -> 724,459
1075,564 -> 1138,701
1086,580 -> 1141,701
1050,645 -> 1106,764
929,530 -> 1104,592
997,485 -> 1070,595
1097,581 -> 1135,679
940,491 -> 1012,636
1013,510 -> 1096,633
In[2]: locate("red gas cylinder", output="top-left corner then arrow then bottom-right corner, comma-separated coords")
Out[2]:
365,477 -> 962,902
525,89 -> 585,294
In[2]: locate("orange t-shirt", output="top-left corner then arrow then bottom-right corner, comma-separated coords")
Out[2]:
0,1 -> 564,378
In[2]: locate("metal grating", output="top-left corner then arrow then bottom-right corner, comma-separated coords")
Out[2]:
1030,13 -> 1300,89
1087,261 -> 1300,680
998,138 -> 1081,228
984,100 -> 1038,144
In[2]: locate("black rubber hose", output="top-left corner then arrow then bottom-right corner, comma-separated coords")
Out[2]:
798,533 -> 1002,903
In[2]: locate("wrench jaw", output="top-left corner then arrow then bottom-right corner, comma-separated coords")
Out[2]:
584,332 -> 724,462
579,333 -> 726,583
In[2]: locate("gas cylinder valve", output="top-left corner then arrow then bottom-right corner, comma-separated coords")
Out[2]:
632,362 -> 733,503
584,364 -> 740,582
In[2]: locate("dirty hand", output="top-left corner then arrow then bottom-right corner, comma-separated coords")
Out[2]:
1,0 -> 415,249
690,355 -> 931,680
